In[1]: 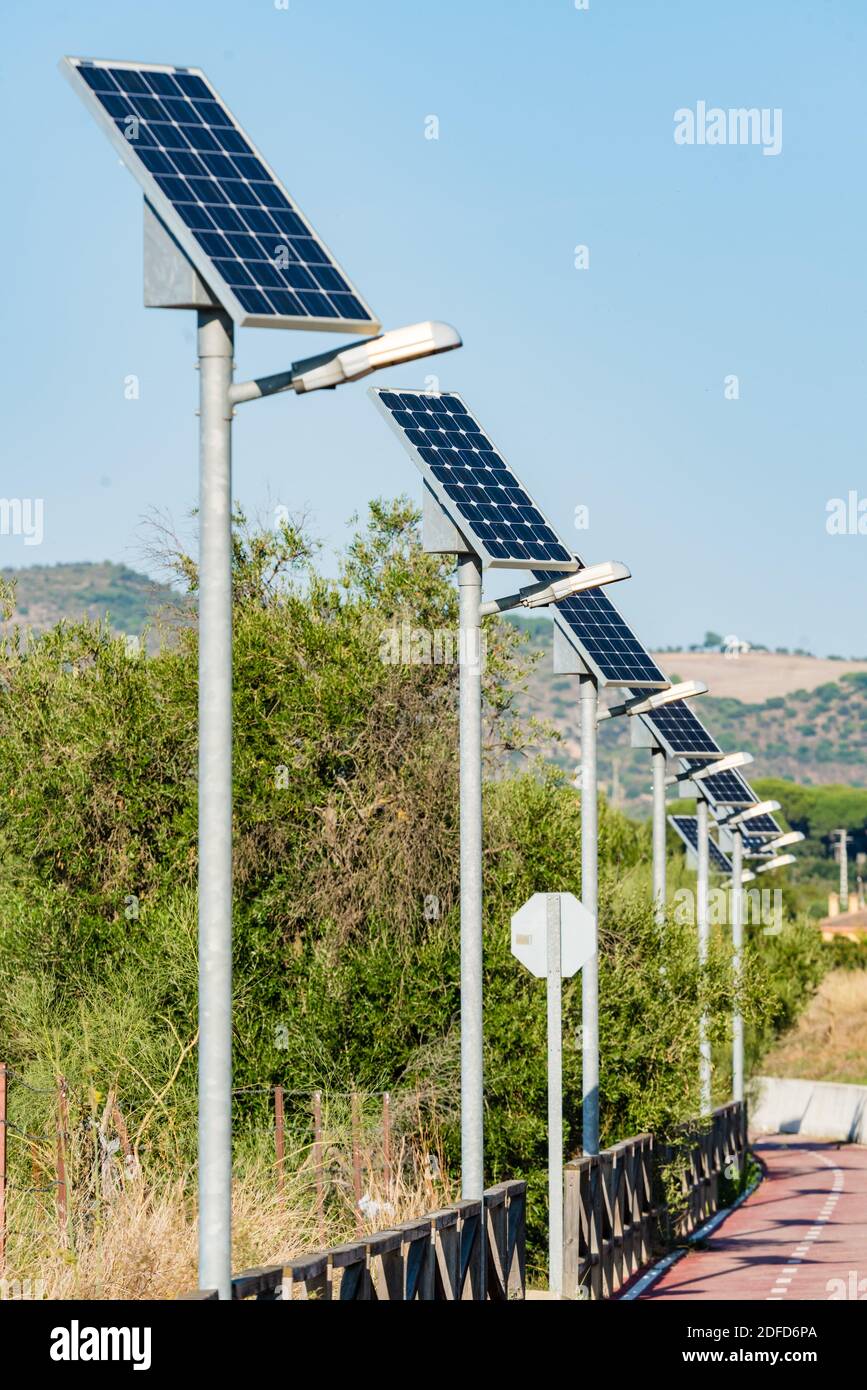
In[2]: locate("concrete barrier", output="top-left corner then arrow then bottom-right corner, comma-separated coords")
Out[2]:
750,1075 -> 867,1144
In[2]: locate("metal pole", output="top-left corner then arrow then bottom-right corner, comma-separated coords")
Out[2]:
839,829 -> 849,912
197,307 -> 235,1299
651,745 -> 667,925
458,554 -> 484,1200
696,797 -> 712,1115
731,827 -> 744,1105
546,894 -> 563,1297
579,675 -> 599,1155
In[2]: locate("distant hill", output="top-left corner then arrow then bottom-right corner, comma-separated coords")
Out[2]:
0,562 -> 181,635
507,617 -> 867,815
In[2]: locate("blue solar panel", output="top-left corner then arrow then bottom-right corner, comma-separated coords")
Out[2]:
540,573 -> 669,688
726,812 -> 781,837
636,696 -> 720,758
63,57 -> 379,333
669,816 -> 733,874
741,834 -> 774,857
370,389 -> 575,569
683,759 -> 753,806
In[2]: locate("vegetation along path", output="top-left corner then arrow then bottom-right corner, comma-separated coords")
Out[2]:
637,1136 -> 867,1301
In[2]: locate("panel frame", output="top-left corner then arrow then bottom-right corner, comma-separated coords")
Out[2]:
369,387 -> 577,572
60,55 -> 380,334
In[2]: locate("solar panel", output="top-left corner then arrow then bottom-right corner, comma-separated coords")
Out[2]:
682,759 -> 754,807
62,57 -> 379,333
538,573 -> 669,689
668,816 -> 733,874
737,814 -> 782,837
741,835 -> 774,858
370,389 -> 575,569
636,696 -> 721,759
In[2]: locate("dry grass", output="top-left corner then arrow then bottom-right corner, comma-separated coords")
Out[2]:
2,1100 -> 456,1300
761,968 -> 867,1085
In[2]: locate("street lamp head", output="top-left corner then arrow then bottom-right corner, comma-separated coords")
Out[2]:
691,750 -> 753,780
768,831 -> 805,852
727,799 -> 781,826
520,560 -> 630,609
757,853 -> 796,874
625,679 -> 708,716
291,321 -> 462,393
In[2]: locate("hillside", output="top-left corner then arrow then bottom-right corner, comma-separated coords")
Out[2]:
509,617 -> 867,815
760,970 -> 867,1086
0,561 -> 181,635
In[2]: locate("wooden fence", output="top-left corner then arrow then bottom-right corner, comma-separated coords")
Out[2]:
563,1101 -> 748,1300
180,1180 -> 526,1300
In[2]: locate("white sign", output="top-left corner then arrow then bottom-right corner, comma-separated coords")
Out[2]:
510,892 -> 595,979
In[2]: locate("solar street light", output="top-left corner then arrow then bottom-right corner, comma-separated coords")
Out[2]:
65,56 -> 463,1300
545,560 -> 668,1157
630,689 -> 718,925
370,386 -> 622,1198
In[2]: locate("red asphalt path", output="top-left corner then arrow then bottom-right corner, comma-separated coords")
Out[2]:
638,1136 -> 867,1301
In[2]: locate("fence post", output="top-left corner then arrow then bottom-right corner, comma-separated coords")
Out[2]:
0,1063 -> 6,1276
382,1091 -> 392,1197
312,1091 -> 325,1243
274,1085 -> 285,1197
56,1075 -> 69,1242
351,1092 -> 363,1236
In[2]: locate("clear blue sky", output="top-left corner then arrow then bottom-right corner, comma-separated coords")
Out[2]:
4,0 -> 866,655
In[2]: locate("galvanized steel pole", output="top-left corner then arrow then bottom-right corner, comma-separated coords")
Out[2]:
696,795 -> 712,1115
652,744 -> 667,925
731,825 -> 744,1105
458,554 -> 484,1200
546,893 -> 564,1296
579,675 -> 599,1155
197,308 -> 235,1299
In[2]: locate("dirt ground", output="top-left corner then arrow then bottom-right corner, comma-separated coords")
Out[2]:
653,651 -> 867,701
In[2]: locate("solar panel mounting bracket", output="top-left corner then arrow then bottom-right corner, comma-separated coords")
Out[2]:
421,484 -> 473,556
144,201 -> 221,310
629,718 -> 658,750
552,622 -> 593,677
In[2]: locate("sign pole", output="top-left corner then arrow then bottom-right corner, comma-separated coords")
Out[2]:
511,890 -> 594,1297
731,825 -> 744,1105
696,795 -> 712,1115
579,674 -> 599,1156
546,893 -> 564,1296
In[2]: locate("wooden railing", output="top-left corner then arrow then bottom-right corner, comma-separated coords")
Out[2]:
180,1180 -> 526,1300
563,1101 -> 748,1301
